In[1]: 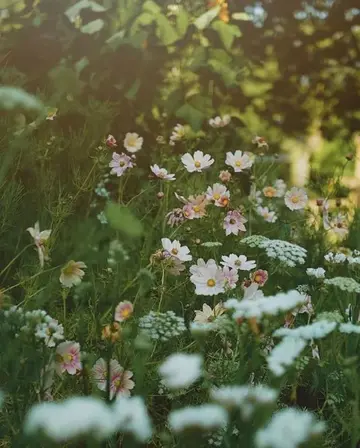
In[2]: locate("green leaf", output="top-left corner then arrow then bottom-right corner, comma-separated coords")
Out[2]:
155,14 -> 179,45
208,58 -> 237,86
176,7 -> 189,37
106,30 -> 126,49
65,0 -> 106,22
176,103 -> 205,131
211,20 -> 241,50
232,12 -> 251,21
105,203 -> 143,237
80,18 -> 104,34
0,87 -> 44,113
75,57 -> 89,73
125,79 -> 141,100
194,6 -> 220,30
143,0 -> 161,14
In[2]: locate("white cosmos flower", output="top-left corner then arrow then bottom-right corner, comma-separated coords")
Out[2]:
284,187 -> 308,211
225,150 -> 253,173
221,254 -> 256,271
209,115 -> 231,128
256,206 -> 277,223
168,404 -> 228,433
159,353 -> 203,389
194,303 -> 225,323
190,260 -> 226,296
161,238 -> 192,262
181,150 -> 214,173
123,132 -> 143,153
206,183 -> 230,207
150,164 -> 176,181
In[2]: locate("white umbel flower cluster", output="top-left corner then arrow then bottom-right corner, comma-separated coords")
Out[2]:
242,235 -> 307,267
306,267 -> 326,279
168,404 -> 228,433
138,311 -> 186,341
273,320 -> 337,340
324,252 -> 347,264
159,353 -> 203,389
324,277 -> 360,293
210,384 -> 278,418
267,337 -> 307,376
255,408 -> 325,448
225,290 -> 306,321
24,396 -> 152,443
339,323 -> 360,334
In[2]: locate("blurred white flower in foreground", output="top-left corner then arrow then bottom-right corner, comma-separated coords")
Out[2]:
168,404 -> 228,432
159,353 -> 203,389
267,337 -> 306,376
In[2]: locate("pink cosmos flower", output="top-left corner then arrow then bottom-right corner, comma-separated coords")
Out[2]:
114,301 -> 134,322
206,183 -> 230,207
106,134 -> 117,148
150,164 -> 176,181
27,222 -> 51,268
92,358 -> 135,399
223,210 -> 247,236
109,152 -> 134,177
256,206 -> 277,223
55,341 -> 82,375
330,214 -> 348,237
222,266 -> 238,290
251,269 -> 268,287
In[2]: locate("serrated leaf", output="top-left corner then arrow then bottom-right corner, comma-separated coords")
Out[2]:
0,87 -> 44,113
105,203 -> 143,237
194,6 -> 220,30
81,18 -> 104,34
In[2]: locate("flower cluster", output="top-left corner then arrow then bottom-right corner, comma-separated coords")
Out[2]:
138,311 -> 186,341
324,277 -> 360,293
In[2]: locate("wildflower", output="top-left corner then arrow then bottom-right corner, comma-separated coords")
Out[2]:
222,266 -> 239,290
165,254 -> 186,276
251,269 -> 268,286
34,317 -> 64,347
194,303 -> 225,323
306,267 -> 326,279
263,186 -> 277,198
150,164 -> 176,181
243,282 -> 264,300
156,135 -> 166,144
55,341 -> 81,375
168,404 -> 228,433
324,277 -> 360,293
186,194 -> 208,218
209,115 -> 231,128
252,136 -> 268,149
46,108 -> 58,120
138,311 -> 186,341
324,251 -> 347,263
60,260 -> 87,288
181,150 -> 214,173
166,208 -> 185,227
219,170 -> 232,182
27,222 -> 51,268
123,132 -> 143,153
101,322 -> 121,343
293,294 -> 314,316
206,183 -> 230,207
159,353 -> 203,389
201,241 -> 223,248
330,214 -> 348,237
223,210 -> 247,236
257,206 -> 277,223
274,179 -> 287,196
106,134 -> 117,148
169,124 -> 185,145
92,358 -> 134,399
225,150 -> 253,173
114,301 -> 134,322
210,384 -> 278,417
255,408 -> 325,448
267,337 -> 307,376
221,254 -> 255,272
161,238 -> 192,262
109,152 -> 134,177
274,320 -> 337,340
189,259 -> 226,296
284,187 -> 308,211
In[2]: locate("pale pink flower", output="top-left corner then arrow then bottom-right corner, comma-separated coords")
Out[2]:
209,115 -> 231,128
55,341 -> 82,375
60,260 -> 87,288
114,301 -> 134,322
27,222 -> 51,268
169,124 -> 185,145
251,269 -> 268,287
194,303 -> 225,323
189,259 -> 225,296
263,186 -> 277,198
161,238 -> 192,262
106,134 -> 117,148
109,152 -> 134,177
256,206 -> 277,223
181,150 -> 214,173
182,204 -> 196,220
293,294 -> 313,316
223,210 -> 247,236
206,183 -> 230,207
221,254 -> 256,271
222,266 -> 238,290
219,170 -> 232,182
225,150 -> 253,173
92,358 -> 134,399
284,187 -> 308,211
330,214 -> 348,237
150,164 -> 176,181
123,132 -> 143,153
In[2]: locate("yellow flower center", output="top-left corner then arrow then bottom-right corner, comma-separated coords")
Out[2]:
63,353 -> 73,363
127,136 -> 137,146
254,274 -> 262,283
193,206 -> 200,213
213,193 -> 220,200
121,308 -> 131,318
207,279 -> 216,287
235,260 -> 241,266
235,161 -> 242,167
119,161 -> 125,167
171,248 -> 179,255
291,196 -> 299,204
194,161 -> 201,168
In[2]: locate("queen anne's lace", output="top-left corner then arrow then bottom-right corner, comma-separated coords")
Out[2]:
242,235 -> 307,267
138,311 -> 186,341
324,277 -> 360,293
